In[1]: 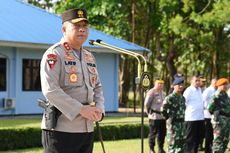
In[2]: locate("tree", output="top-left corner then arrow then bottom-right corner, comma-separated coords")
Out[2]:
29,0 -> 230,107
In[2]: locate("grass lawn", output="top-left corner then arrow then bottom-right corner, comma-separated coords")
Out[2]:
0,116 -> 148,129
0,138 -> 150,153
0,138 -> 219,153
1,116 -> 223,153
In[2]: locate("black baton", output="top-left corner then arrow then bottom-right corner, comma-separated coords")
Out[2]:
96,122 -> 106,153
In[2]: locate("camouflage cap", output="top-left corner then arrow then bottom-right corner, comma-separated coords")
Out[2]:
61,8 -> 88,24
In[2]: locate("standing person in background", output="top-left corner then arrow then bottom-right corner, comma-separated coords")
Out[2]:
227,83 -> 230,152
40,8 -> 105,153
161,77 -> 186,153
168,73 -> 184,94
208,78 -> 230,153
202,78 -> 217,153
145,78 -> 166,153
183,75 -> 204,153
198,75 -> 206,151
199,75 -> 207,92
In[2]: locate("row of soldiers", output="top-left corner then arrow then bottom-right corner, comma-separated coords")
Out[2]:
144,75 -> 230,153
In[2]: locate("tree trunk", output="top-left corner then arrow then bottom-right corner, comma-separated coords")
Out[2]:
119,56 -> 131,106
165,37 -> 177,80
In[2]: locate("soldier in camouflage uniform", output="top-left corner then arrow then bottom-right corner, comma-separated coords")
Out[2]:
161,77 -> 186,153
208,78 -> 230,153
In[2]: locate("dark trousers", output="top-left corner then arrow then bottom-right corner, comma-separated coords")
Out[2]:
204,118 -> 213,153
148,119 -> 166,151
199,120 -> 205,148
42,130 -> 94,153
184,120 -> 204,153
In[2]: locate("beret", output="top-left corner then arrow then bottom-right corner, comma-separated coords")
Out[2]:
173,77 -> 184,86
215,78 -> 229,87
62,8 -> 88,24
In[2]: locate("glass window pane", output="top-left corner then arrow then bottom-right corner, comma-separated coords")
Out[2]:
0,58 -> 6,91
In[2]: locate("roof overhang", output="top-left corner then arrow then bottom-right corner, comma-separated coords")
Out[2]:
0,40 -> 50,49
0,40 -> 149,55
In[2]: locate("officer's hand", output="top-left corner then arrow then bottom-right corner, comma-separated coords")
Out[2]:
79,105 -> 102,121
95,111 -> 103,122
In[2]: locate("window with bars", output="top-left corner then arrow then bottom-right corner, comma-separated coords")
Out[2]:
22,59 -> 41,91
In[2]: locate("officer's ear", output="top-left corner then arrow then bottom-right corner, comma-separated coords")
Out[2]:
62,22 -> 67,33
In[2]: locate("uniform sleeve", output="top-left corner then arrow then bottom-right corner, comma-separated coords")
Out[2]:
144,89 -> 154,114
40,49 -> 83,121
207,95 -> 217,114
89,54 -> 105,113
220,93 -> 230,116
161,96 -> 170,118
94,70 -> 105,113
202,89 -> 209,109
183,87 -> 190,105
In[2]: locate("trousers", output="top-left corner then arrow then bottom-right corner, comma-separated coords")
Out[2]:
148,119 -> 166,151
42,130 -> 94,153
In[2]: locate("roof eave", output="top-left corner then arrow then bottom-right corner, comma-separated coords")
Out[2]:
0,40 -> 150,54
0,40 -> 50,49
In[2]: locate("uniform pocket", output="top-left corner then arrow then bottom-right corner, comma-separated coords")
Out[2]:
64,65 -> 83,87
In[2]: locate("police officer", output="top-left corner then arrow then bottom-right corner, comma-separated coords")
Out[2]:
208,78 -> 230,153
161,77 -> 186,153
40,8 -> 105,153
145,78 -> 166,153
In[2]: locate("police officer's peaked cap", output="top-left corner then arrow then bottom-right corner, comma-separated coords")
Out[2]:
172,77 -> 184,86
61,8 -> 88,24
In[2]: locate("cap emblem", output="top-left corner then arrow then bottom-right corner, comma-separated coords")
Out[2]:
77,10 -> 84,18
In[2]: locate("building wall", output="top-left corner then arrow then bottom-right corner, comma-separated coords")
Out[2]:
0,46 -> 118,115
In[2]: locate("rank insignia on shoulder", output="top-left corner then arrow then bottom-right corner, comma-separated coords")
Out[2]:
47,54 -> 57,69
63,42 -> 72,51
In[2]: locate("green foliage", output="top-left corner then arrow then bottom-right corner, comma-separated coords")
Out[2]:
0,128 -> 41,150
55,0 -> 131,39
28,0 -> 230,92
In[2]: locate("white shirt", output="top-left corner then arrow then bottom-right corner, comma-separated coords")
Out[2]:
203,86 -> 216,119
183,85 -> 204,121
227,88 -> 230,98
